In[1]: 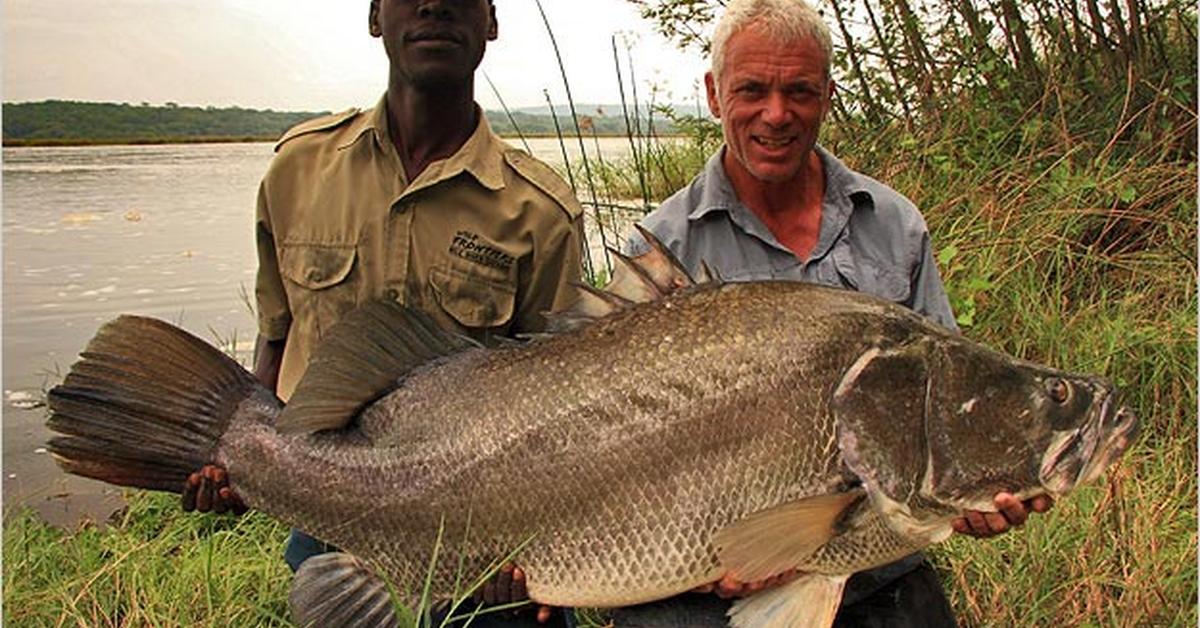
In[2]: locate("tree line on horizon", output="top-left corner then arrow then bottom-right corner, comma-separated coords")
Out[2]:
1,100 -> 683,145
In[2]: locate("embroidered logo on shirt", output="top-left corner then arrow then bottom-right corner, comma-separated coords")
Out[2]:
449,230 -> 515,271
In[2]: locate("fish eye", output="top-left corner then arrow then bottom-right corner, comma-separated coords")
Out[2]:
1046,378 -> 1071,404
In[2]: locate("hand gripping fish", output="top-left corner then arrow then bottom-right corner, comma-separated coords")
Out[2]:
46,229 -> 1137,628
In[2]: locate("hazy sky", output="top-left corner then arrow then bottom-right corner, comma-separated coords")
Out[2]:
3,0 -> 713,112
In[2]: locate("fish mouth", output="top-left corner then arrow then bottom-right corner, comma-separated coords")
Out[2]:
1039,391 -> 1139,497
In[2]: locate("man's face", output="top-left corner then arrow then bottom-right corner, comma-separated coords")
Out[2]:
706,25 -> 832,184
370,0 -> 497,88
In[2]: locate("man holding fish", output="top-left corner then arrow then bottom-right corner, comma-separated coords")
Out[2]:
183,0 -> 582,625
617,0 -> 1052,625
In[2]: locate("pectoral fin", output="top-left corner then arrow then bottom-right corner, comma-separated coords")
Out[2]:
728,573 -> 849,628
714,489 -> 866,582
289,552 -> 399,628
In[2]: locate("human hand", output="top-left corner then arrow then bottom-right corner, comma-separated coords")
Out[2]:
182,464 -> 248,515
952,492 -> 1053,538
474,563 -> 556,624
692,569 -> 799,599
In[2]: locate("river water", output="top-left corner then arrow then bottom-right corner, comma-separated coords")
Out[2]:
2,136 -> 641,526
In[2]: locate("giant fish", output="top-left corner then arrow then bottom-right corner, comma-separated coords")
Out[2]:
46,231 -> 1137,628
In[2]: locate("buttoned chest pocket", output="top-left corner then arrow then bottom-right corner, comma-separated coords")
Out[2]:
831,246 -> 912,304
430,262 -> 516,331
279,243 -> 360,337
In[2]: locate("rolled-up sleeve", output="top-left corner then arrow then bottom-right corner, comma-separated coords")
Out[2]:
255,179 -> 291,341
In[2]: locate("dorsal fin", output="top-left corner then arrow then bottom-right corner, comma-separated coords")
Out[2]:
604,248 -> 667,303
630,224 -> 697,293
579,280 -> 636,309
545,282 -> 628,333
545,226 -> 712,332
277,300 -> 478,434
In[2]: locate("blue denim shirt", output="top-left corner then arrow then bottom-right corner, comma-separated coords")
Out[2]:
627,145 -> 958,332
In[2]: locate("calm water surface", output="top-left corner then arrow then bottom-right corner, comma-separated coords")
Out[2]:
2,137 -> 635,525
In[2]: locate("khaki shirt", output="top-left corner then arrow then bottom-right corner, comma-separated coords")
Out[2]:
256,95 -> 584,400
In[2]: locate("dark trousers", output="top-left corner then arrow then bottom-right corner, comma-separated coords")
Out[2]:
429,604 -> 575,628
284,529 -> 575,628
609,559 -> 958,628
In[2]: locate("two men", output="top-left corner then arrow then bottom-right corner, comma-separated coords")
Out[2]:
188,0 -> 1047,624
186,0 -> 581,625
617,0 -> 1050,625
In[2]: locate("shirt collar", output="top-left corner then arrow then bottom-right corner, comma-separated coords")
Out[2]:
687,148 -> 740,220
817,145 -> 873,207
687,144 -> 878,260
341,93 -> 507,192
433,109 -> 507,191
337,94 -> 386,152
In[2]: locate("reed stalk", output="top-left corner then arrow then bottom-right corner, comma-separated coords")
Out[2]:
483,71 -> 532,154
534,0 -> 613,277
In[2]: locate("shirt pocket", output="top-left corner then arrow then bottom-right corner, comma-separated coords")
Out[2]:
831,245 -> 912,304
279,243 -> 359,337
429,262 -> 516,330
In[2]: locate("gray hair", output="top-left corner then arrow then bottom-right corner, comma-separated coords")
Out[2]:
710,0 -> 833,84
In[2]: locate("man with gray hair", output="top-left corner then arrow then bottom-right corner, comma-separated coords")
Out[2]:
618,0 -> 1051,625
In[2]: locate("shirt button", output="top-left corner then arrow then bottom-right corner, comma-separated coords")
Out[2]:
385,288 -> 399,300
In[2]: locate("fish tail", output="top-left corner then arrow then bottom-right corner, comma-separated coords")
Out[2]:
46,315 -> 271,493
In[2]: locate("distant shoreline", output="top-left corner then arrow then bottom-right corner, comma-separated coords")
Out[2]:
2,136 -> 278,147
4,100 -> 691,148
3,132 -> 675,148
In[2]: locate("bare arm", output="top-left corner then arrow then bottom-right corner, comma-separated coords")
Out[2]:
185,177 -> 291,514
253,334 -> 287,394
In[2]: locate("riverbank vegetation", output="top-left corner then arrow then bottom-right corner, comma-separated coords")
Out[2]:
4,0 -> 1195,626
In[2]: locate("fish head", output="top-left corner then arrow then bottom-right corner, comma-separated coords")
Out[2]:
921,340 -> 1138,511
834,334 -> 1137,530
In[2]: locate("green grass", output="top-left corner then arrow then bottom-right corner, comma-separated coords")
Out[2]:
3,493 -> 600,627
3,492 -> 293,626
